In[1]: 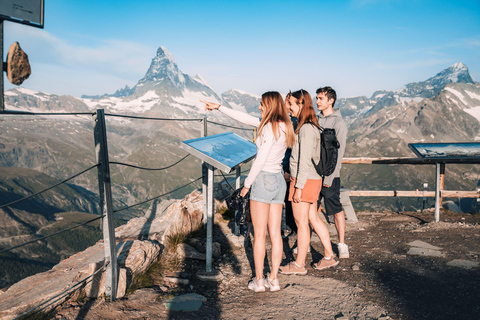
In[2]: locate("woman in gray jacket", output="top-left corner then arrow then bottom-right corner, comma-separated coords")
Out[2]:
280,89 -> 338,275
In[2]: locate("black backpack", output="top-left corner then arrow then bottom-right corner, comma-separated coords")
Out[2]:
311,127 -> 340,177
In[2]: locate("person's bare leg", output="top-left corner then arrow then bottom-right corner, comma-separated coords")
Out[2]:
308,203 -> 334,257
267,203 -> 284,279
291,201 -> 310,266
250,200 -> 269,280
334,211 -> 346,244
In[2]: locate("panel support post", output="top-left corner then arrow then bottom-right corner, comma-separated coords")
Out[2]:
206,164 -> 214,272
434,162 -> 443,223
439,163 -> 445,207
93,109 -> 118,300
201,117 -> 208,225
234,166 -> 241,236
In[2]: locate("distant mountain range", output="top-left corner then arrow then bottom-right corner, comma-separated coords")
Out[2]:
3,47 -> 480,215
338,62 -> 477,123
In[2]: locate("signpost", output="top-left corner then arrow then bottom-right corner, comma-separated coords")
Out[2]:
181,132 -> 256,277
1,0 -> 44,112
408,142 -> 480,222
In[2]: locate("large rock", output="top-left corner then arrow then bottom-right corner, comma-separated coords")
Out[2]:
6,42 -> 31,85
115,190 -> 205,242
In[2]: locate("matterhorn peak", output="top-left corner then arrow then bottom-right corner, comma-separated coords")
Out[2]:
155,46 -> 177,65
137,46 -> 185,86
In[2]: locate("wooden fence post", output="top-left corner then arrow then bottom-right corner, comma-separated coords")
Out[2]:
93,109 -> 118,300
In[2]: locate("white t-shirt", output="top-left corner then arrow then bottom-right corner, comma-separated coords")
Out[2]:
218,106 -> 287,188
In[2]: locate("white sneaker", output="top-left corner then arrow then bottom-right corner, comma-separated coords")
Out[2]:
338,243 -> 349,259
264,273 -> 280,292
248,278 -> 265,292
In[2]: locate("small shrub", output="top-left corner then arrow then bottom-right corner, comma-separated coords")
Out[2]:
165,232 -> 186,253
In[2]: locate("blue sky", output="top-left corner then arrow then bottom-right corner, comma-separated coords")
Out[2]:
3,0 -> 480,99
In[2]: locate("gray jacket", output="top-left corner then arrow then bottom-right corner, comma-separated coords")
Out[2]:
289,123 -> 322,189
317,109 -> 348,186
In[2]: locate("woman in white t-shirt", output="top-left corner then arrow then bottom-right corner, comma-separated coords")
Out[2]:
201,92 -> 295,292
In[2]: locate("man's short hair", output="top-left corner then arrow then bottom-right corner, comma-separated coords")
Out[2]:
316,86 -> 337,107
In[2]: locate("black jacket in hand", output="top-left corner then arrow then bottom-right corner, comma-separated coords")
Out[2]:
226,187 -> 251,226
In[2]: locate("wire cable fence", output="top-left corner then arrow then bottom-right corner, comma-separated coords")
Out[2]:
0,215 -> 105,255
113,176 -> 203,214
104,113 -> 203,122
0,111 -> 95,116
109,154 -> 190,171
0,107 -> 254,304
0,164 -> 100,211
206,119 -> 255,131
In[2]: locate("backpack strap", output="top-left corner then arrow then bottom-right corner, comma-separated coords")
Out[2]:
296,129 -> 301,182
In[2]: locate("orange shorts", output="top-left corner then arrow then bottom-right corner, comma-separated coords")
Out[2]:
288,178 -> 322,203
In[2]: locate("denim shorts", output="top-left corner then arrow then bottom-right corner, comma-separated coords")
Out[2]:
250,171 -> 286,204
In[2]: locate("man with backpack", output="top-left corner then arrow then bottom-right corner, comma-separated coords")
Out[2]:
316,86 -> 349,259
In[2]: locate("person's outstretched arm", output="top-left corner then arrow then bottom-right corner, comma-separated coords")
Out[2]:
201,100 -> 260,127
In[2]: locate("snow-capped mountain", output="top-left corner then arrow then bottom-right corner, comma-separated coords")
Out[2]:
338,62 -> 476,123
221,89 -> 261,116
79,46 -> 231,117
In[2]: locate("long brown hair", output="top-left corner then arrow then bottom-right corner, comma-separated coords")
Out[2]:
258,91 -> 295,148
292,89 -> 320,133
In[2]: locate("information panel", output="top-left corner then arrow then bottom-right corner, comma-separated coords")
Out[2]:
181,132 -> 257,173
0,0 -> 44,28
408,142 -> 480,160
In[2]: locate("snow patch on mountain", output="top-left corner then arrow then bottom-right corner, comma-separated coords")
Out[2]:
465,90 -> 480,101
81,90 -> 160,113
230,89 -> 261,99
171,88 -> 220,114
227,101 -> 247,112
464,107 -> 480,123
445,87 -> 468,105
193,74 -> 215,91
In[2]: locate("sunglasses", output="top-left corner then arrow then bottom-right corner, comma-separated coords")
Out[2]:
288,90 -> 304,101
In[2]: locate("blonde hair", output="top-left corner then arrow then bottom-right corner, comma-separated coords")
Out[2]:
258,91 -> 295,148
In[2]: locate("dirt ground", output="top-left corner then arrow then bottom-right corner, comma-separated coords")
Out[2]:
55,209 -> 480,320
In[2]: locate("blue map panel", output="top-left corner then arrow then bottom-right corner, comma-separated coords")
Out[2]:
181,132 -> 257,173
408,142 -> 480,159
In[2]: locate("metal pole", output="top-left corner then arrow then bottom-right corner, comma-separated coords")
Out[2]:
434,162 -> 441,222
93,109 -> 118,300
1,19 -> 4,112
206,164 -> 214,272
201,117 -> 208,225
234,166 -> 241,236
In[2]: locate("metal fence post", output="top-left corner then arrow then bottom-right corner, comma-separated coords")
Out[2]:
234,166 -> 241,236
93,109 -> 118,300
201,117 -> 208,225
